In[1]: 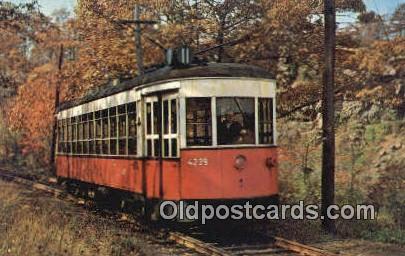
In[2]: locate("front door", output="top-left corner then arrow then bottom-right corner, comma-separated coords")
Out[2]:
143,93 -> 179,199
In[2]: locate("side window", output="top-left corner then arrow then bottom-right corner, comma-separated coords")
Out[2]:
162,98 -> 178,158
216,97 -> 255,145
171,99 -> 178,157
71,116 -> 77,154
77,115 -> 83,154
101,109 -> 109,154
88,112 -> 95,154
146,102 -> 152,135
82,114 -> 89,154
171,99 -> 177,135
153,102 -> 159,136
163,100 -> 169,135
57,120 -> 63,153
59,119 -> 65,153
258,98 -> 274,144
127,102 -> 137,155
58,119 -> 62,153
118,104 -> 127,155
66,118 -> 71,153
62,119 -> 67,153
145,101 -> 159,157
109,107 -> 118,155
95,111 -> 102,154
186,98 -> 212,146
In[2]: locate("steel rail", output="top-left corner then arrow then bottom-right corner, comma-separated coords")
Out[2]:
169,232 -> 230,256
168,231 -> 343,256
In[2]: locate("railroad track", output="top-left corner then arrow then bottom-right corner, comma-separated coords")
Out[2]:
0,168 -> 342,256
169,230 -> 341,256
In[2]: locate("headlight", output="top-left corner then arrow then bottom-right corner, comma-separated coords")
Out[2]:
234,155 -> 247,170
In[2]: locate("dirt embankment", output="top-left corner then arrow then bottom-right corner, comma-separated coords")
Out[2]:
0,180 -> 191,256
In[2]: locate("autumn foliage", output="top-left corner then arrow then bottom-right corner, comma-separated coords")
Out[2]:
7,64 -> 57,162
343,37 -> 405,109
1,0 -> 404,164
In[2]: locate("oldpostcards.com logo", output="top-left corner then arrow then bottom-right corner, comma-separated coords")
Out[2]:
159,201 -> 376,224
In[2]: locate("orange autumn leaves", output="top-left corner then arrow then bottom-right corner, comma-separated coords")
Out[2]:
6,0 -> 403,164
7,64 -> 57,158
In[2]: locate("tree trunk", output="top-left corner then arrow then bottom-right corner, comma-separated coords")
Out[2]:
50,44 -> 63,173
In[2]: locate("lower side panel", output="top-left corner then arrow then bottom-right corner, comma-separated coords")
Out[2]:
56,156 -> 181,200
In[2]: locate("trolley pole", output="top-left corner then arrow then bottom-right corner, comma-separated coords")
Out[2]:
50,44 -> 64,172
134,4 -> 144,76
321,0 -> 336,234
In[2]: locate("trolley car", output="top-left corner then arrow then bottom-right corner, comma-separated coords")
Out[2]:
56,63 -> 278,218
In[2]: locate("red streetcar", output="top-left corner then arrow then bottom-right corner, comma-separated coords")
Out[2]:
56,62 -> 278,219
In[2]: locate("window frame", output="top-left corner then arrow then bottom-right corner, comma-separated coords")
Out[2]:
127,102 -> 137,156
56,91 -> 276,156
162,95 -> 179,158
258,97 -> 275,145
184,97 -> 213,148
144,97 -> 160,157
108,106 -> 119,156
216,96 -> 256,146
56,101 -> 138,157
183,96 -> 276,149
117,104 -> 128,156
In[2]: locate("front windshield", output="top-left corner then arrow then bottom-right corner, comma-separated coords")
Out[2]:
216,97 -> 255,145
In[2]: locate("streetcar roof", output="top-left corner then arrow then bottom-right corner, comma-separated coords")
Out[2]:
58,63 -> 274,111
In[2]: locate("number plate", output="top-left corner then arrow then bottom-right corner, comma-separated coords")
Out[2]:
187,158 -> 208,166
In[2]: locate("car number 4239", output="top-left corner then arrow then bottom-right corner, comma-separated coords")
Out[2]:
187,158 -> 208,166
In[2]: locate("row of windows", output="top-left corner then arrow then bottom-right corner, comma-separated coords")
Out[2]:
58,99 -> 180,158
57,97 -> 274,156
186,97 -> 274,146
57,103 -> 137,156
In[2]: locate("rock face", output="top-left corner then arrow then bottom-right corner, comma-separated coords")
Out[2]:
341,101 -> 363,119
395,83 -> 404,97
0,87 -> 16,101
379,149 -> 387,157
391,142 -> 402,151
315,112 -> 322,129
338,100 -> 399,123
373,134 -> 405,175
361,104 -> 383,121
383,65 -> 397,76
